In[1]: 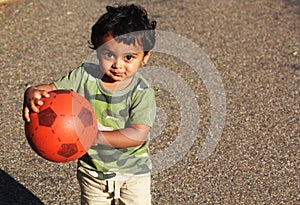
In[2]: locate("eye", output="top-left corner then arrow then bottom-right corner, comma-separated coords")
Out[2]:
124,55 -> 133,61
103,52 -> 114,59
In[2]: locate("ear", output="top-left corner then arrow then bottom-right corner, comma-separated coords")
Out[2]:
142,50 -> 153,65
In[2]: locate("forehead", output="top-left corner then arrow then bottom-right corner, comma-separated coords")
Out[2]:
98,34 -> 144,53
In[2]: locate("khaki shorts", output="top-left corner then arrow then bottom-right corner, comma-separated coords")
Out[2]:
77,166 -> 151,205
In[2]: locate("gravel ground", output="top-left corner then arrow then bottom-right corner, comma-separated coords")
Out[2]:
0,0 -> 299,204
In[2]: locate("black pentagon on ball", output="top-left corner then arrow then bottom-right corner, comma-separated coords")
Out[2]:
57,143 -> 78,158
38,107 -> 57,127
78,107 -> 93,127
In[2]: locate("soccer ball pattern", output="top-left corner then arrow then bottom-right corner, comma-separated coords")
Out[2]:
25,90 -> 98,162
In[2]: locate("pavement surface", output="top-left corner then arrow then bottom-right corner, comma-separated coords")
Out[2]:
0,0 -> 299,204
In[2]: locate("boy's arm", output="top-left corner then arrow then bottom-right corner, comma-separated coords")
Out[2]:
94,124 -> 150,148
23,83 -> 57,122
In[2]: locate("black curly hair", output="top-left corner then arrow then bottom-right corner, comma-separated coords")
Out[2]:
90,4 -> 156,54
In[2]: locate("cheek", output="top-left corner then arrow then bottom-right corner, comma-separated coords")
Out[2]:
126,63 -> 140,73
99,59 -> 112,70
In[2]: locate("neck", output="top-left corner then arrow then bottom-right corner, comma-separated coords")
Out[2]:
101,75 -> 133,91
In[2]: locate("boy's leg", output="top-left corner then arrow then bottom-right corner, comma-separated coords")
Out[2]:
119,175 -> 151,205
77,166 -> 113,205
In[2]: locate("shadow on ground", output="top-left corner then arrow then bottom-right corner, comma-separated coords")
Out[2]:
0,169 -> 44,205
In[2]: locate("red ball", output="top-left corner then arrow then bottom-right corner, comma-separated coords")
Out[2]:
25,90 -> 98,162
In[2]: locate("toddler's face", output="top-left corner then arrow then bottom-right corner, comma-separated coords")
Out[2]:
97,35 -> 151,84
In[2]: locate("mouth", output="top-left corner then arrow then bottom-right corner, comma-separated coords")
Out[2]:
111,71 -> 125,77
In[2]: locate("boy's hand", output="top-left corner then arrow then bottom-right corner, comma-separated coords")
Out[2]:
23,86 -> 51,122
23,83 -> 57,122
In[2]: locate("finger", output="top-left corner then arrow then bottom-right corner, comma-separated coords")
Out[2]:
36,99 -> 44,106
41,90 -> 50,98
30,100 -> 40,113
23,107 -> 30,122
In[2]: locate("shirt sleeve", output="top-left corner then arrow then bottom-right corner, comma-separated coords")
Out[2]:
53,66 -> 84,91
129,87 -> 156,127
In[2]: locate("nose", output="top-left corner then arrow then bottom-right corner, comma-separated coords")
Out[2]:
112,59 -> 123,69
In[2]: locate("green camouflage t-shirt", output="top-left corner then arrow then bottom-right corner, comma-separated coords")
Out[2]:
54,63 -> 156,179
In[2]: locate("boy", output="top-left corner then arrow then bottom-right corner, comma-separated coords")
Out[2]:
23,4 -> 156,205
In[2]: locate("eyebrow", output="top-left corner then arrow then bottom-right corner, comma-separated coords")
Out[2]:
124,52 -> 139,56
98,42 -> 143,55
100,48 -> 140,56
